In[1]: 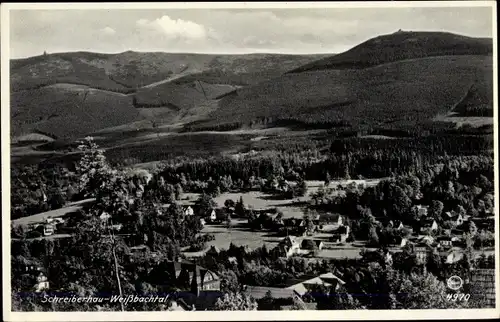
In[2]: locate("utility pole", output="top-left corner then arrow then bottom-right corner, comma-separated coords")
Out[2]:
108,219 -> 125,311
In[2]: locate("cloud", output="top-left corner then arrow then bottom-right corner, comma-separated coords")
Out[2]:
9,8 -> 493,58
136,15 -> 207,39
100,26 -> 116,35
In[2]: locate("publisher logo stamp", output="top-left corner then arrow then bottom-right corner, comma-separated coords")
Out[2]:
447,275 -> 464,291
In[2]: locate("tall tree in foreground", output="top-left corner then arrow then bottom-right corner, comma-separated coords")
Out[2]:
76,136 -> 113,198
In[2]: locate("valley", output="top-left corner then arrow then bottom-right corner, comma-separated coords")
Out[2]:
9,28 -> 496,312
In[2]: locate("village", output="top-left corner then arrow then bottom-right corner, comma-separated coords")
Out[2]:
13,173 -> 495,310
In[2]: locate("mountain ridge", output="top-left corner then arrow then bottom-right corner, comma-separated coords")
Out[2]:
10,31 -> 493,142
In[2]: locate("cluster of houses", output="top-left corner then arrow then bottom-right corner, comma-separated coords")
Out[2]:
28,216 -> 65,237
271,214 -> 349,258
242,272 -> 346,310
22,264 -> 50,293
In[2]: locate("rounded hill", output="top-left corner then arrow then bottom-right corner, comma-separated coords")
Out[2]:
288,31 -> 492,73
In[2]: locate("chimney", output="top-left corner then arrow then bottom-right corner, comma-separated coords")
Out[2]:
191,267 -> 200,297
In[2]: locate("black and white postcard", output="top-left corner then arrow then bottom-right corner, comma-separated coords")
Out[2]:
2,1 -> 498,321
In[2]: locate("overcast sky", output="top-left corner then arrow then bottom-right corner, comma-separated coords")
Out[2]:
9,6 -> 493,58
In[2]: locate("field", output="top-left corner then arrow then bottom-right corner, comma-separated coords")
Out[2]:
434,113 -> 494,128
181,179 -> 381,216
184,219 -> 401,259
11,198 -> 94,226
180,179 -> 383,256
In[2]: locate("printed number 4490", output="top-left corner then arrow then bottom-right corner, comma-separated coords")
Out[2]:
447,293 -> 470,302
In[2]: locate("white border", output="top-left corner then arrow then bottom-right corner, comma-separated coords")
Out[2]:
2,1 -> 498,321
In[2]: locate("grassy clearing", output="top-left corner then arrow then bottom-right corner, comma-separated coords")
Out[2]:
180,179 -> 383,218
180,179 -> 383,255
11,198 -> 95,226
434,113 -> 493,128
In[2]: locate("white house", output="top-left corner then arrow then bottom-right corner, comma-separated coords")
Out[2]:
422,219 -> 438,232
445,250 -> 464,264
455,214 -> 465,226
209,210 -> 217,222
331,226 -> 350,243
438,238 -> 453,248
99,212 -> 112,221
286,272 -> 346,295
184,206 -> 194,216
34,272 -> 49,292
43,223 -> 55,236
415,205 -> 429,217
277,236 -> 302,258
419,235 -> 435,246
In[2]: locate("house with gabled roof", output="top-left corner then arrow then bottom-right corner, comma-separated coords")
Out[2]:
206,245 -> 220,257
208,209 -> 217,222
184,206 -> 194,216
420,219 -> 438,232
243,285 -> 300,300
445,250 -> 464,264
414,204 -> 428,217
390,236 -> 408,248
331,225 -> 350,243
443,211 -> 465,226
385,219 -> 405,230
436,236 -> 453,249
415,244 -> 433,264
285,272 -> 346,296
277,236 -> 302,258
150,259 -> 221,295
313,213 -> 344,227
419,235 -> 435,246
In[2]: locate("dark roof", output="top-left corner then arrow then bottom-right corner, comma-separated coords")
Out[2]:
206,246 -> 220,254
159,260 -> 219,280
422,219 -> 437,226
318,213 -> 342,223
281,302 -> 318,310
243,286 -> 298,300
175,291 -> 224,311
275,277 -> 310,288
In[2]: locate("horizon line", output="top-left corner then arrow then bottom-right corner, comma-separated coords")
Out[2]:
11,50 -> 339,60
10,29 -> 493,60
